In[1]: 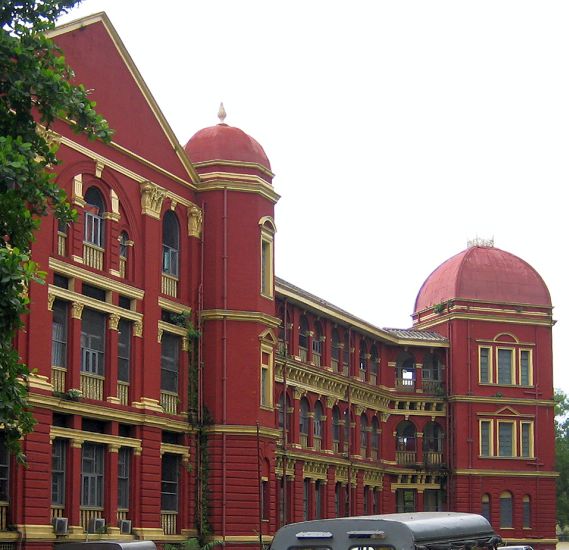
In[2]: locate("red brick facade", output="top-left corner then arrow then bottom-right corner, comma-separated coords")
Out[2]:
0,12 -> 557,550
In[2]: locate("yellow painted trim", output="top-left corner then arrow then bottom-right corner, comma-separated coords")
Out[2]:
520,420 -> 535,459
48,285 -> 143,323
158,320 -> 187,337
49,258 -> 144,299
160,442 -> 190,457
13,525 -> 55,539
477,338 -> 535,346
448,395 -> 553,406
28,373 -> 54,391
276,286 -> 448,348
205,425 -> 281,438
260,342 -> 274,408
503,539 -> 557,545
133,528 -> 168,539
49,14 -> 199,185
519,348 -> 533,386
201,309 -> 281,328
193,159 -> 274,178
29,393 -> 191,431
260,230 -> 274,299
221,536 -> 274,543
197,178 -> 280,203
158,297 -> 191,314
414,312 -> 553,330
50,426 -> 142,451
454,468 -> 558,477
479,345 -> 493,384
479,419 -> 494,457
496,346 -> 515,385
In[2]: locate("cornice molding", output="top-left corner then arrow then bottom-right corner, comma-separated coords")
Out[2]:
197,178 -> 280,204
49,257 -> 145,299
205,425 -> 281,439
454,468 -> 558,477
448,395 -> 554,407
201,309 -> 281,328
193,159 -> 275,179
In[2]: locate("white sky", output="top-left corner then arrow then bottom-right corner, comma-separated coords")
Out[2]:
58,1 -> 569,393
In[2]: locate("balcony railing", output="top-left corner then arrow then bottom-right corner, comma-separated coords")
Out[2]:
161,273 -> 178,298
300,433 -> 308,448
369,373 -> 377,385
333,440 -> 339,453
424,450 -> 443,465
117,509 -> 128,522
277,340 -> 287,357
119,257 -> 126,278
396,450 -> 416,465
312,352 -> 321,367
80,507 -> 103,532
83,242 -> 104,270
161,511 -> 177,535
80,372 -> 104,400
370,448 -> 378,460
0,502 -> 8,531
313,435 -> 322,451
160,391 -> 178,414
117,381 -> 129,405
423,380 -> 444,395
52,366 -> 66,393
51,505 -> 65,522
331,358 -> 339,372
395,378 -> 415,392
57,232 -> 67,256
298,347 -> 308,362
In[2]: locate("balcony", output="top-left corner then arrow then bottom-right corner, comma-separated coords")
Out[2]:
117,381 -> 129,405
119,256 -> 126,278
0,502 -> 8,530
161,273 -> 178,298
396,450 -> 416,465
161,511 -> 177,535
370,448 -> 378,460
424,450 -> 443,466
80,372 -> 104,400
160,391 -> 178,414
423,380 -> 444,395
395,378 -> 415,392
57,232 -> 67,256
298,347 -> 308,363
312,352 -> 321,367
300,433 -> 308,448
80,507 -> 103,531
313,435 -> 322,451
331,358 -> 339,372
83,242 -> 104,270
52,366 -> 66,393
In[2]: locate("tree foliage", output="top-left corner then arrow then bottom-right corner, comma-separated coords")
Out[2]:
0,0 -> 112,461
555,389 -> 569,528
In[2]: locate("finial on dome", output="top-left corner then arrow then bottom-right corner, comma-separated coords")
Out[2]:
218,102 -> 227,124
467,236 -> 494,248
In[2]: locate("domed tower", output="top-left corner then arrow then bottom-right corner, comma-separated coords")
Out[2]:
413,240 -> 556,548
184,105 -> 280,543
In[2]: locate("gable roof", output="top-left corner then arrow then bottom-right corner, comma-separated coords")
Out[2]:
49,13 -> 199,186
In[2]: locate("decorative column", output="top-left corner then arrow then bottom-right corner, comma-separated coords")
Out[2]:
68,437 -> 84,533
323,397 -> 333,452
416,431 -> 424,464
105,444 -> 120,534
106,313 -> 120,403
69,302 -> 84,393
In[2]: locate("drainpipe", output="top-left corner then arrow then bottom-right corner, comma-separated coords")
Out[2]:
222,187 -> 228,540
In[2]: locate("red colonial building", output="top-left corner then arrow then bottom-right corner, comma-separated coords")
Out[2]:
0,12 -> 557,550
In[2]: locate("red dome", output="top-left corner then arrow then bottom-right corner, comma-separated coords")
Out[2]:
414,245 -> 551,312
184,123 -> 271,170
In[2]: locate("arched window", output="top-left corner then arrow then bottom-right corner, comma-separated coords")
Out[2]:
481,493 -> 491,522
396,421 -> 416,465
360,413 -> 368,455
523,495 -> 531,528
371,416 -> 380,459
332,406 -> 341,452
359,340 -> 367,379
162,211 -> 179,277
312,321 -> 323,366
500,491 -> 513,528
423,352 -> 443,393
84,187 -> 105,248
342,332 -> 350,375
396,351 -> 416,391
331,329 -> 341,372
278,393 -> 292,443
298,315 -> 309,362
119,231 -> 129,278
423,421 -> 444,465
314,401 -> 324,450
370,344 -> 379,383
300,397 -> 310,448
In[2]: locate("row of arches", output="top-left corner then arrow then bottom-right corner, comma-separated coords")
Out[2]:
277,393 -> 445,465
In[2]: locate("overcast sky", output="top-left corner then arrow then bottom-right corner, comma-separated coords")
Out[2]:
58,1 -> 569,393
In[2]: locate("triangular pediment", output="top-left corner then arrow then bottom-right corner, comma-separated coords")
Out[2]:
49,13 -> 198,185
495,406 -> 520,417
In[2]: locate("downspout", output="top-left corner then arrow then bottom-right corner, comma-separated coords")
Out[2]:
282,300 -> 288,523
347,328 -> 352,514
467,318 -> 473,510
222,187 -> 228,540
